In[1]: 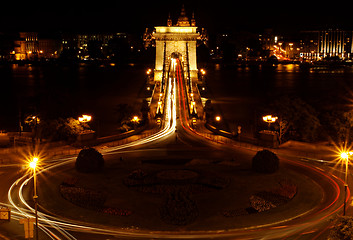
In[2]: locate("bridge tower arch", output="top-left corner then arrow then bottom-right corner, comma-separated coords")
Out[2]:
153,5 -> 199,82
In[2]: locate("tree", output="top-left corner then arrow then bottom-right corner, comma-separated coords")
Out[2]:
278,118 -> 289,144
321,110 -> 353,144
204,99 -> 214,122
140,99 -> 150,123
329,216 -> 353,240
40,117 -> 88,142
267,95 -> 321,142
114,104 -> 134,127
75,147 -> 104,173
252,150 -> 279,174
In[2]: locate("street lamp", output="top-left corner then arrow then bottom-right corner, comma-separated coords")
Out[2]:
340,151 -> 352,216
262,115 -> 278,129
78,114 -> 92,123
215,116 -> 221,122
132,116 -> 140,123
29,157 -> 39,240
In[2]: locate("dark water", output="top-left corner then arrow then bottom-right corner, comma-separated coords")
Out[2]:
206,64 -> 353,135
1,63 -> 353,135
0,63 -> 146,134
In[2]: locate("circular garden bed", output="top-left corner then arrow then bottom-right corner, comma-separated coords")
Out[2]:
41,156 -> 323,231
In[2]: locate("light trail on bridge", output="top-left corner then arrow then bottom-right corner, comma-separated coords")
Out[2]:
6,74 -> 178,239
172,57 -> 348,239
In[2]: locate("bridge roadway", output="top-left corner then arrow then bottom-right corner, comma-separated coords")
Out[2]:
1,59 -> 350,239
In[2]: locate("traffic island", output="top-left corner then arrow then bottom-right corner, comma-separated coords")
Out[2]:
37,155 -> 325,231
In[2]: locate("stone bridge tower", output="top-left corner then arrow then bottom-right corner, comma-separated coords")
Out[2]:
153,6 -> 199,81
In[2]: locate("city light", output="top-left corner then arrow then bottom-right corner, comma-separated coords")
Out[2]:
262,115 -> 278,124
132,116 -> 140,123
78,115 -> 92,123
263,115 -> 278,129
215,116 -> 221,122
339,150 -> 352,216
29,157 -> 38,169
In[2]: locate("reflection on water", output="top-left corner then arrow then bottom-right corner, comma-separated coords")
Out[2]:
208,63 -> 353,100
207,63 -> 353,131
1,63 -> 353,132
0,63 -> 146,131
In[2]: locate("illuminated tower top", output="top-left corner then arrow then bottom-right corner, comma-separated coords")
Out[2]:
191,12 -> 196,27
167,13 -> 172,27
176,5 -> 190,27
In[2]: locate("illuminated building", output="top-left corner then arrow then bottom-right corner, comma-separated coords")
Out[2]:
62,32 -> 129,60
152,5 -> 204,81
299,30 -> 353,60
13,32 -> 61,60
318,30 -> 352,59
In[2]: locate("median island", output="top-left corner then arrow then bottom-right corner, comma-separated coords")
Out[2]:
38,148 -> 324,231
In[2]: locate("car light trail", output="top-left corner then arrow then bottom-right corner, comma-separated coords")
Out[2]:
4,59 -> 350,240
6,64 -> 178,240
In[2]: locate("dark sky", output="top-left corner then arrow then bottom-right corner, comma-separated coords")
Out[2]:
1,1 -> 353,35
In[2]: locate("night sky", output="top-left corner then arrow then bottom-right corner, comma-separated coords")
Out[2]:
1,1 -> 353,35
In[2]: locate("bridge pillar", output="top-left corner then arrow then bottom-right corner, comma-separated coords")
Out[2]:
153,7 -> 200,82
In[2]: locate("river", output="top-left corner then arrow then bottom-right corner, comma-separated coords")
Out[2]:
1,63 -> 352,138
205,63 -> 353,137
0,63 -> 147,135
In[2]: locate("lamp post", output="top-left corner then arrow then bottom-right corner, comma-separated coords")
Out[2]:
29,157 -> 39,240
78,114 -> 92,123
262,115 -> 278,130
340,151 -> 351,216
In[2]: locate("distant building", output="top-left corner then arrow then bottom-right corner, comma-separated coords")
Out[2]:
299,30 -> 353,60
62,32 -> 129,60
259,29 -> 276,53
13,32 -> 61,60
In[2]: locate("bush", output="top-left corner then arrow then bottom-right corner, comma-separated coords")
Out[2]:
75,147 -> 104,173
329,216 -> 353,240
160,190 -> 198,225
252,150 -> 279,174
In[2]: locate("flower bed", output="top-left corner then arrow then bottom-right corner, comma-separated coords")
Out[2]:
60,185 -> 106,210
223,179 -> 298,217
60,180 -> 132,217
123,169 -> 229,225
160,190 -> 198,226
101,207 -> 132,216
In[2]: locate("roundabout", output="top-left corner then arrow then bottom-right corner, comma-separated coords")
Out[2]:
8,144 -> 345,239
1,52 -> 350,240
4,57 -> 350,240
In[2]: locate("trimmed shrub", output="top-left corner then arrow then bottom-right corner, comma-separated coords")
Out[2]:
329,216 -> 353,240
160,190 -> 198,225
252,150 -> 279,174
75,147 -> 104,173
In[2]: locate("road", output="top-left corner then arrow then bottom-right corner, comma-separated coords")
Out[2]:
0,59 -> 350,239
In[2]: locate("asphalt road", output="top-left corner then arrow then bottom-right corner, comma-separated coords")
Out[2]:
0,59 -> 350,239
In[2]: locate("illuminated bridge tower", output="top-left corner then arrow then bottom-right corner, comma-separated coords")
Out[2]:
153,6 -> 199,82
